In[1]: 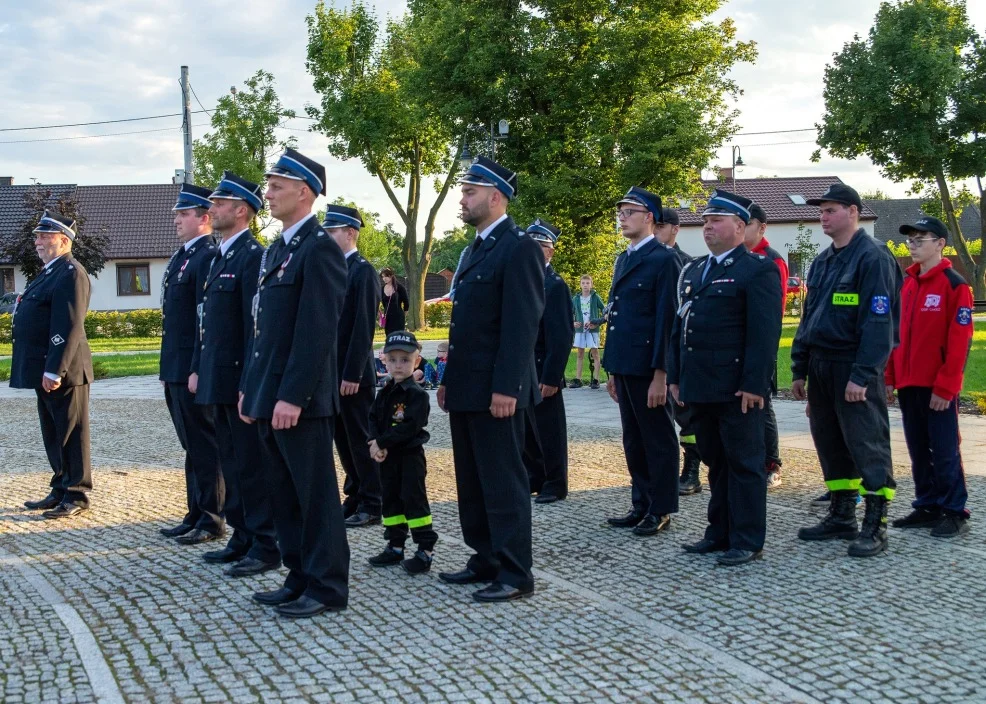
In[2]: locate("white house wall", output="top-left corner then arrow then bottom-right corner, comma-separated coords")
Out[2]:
85,259 -> 170,311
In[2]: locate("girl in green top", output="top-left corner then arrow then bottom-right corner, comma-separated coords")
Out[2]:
571,274 -> 606,389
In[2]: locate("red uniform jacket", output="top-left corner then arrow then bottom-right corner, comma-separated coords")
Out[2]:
751,237 -> 789,310
885,259 -> 974,401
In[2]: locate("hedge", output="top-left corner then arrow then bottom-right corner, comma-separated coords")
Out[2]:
0,309 -> 164,343
424,301 -> 452,328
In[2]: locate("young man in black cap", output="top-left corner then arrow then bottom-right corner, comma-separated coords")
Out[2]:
437,155 -> 544,602
655,206 -> 691,263
792,182 -> 903,557
188,172 -> 280,576
14,211 -> 94,519
367,330 -> 437,574
321,205 -> 383,528
669,189 -> 782,566
239,148 -> 351,618
159,184 -> 225,545
603,187 -> 682,536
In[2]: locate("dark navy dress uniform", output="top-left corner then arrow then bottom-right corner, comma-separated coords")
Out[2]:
161,184 -> 224,536
190,208 -> 278,565
239,192 -> 350,609
11,213 -> 94,510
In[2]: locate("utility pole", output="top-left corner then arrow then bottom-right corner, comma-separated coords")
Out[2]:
180,66 -> 193,183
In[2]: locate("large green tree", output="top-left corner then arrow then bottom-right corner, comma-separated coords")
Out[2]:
814,0 -> 986,295
192,70 -> 297,233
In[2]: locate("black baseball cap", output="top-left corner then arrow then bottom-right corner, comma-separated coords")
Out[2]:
383,331 -> 421,353
660,207 -> 680,226
749,204 -> 768,224
900,215 -> 949,241
806,183 -> 863,210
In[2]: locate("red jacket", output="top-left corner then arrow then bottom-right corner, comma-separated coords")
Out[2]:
751,237 -> 789,310
885,259 -> 974,400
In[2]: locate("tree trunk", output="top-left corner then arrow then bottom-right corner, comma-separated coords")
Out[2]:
936,171 -> 984,298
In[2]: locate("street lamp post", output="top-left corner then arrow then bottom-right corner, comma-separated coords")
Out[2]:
731,145 -> 745,192
459,119 -> 510,172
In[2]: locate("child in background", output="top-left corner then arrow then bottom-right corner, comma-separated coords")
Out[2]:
374,349 -> 389,387
571,274 -> 606,389
434,342 -> 449,385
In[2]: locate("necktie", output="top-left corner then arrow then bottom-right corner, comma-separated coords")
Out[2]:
472,236 -> 483,252
702,257 -> 713,283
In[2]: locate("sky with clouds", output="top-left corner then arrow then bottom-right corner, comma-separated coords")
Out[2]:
1,0 -> 984,236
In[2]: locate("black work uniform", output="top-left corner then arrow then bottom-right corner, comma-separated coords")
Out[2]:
160,236 -> 225,535
668,246 -> 782,551
10,255 -> 94,507
667,243 -> 701,459
791,229 -> 903,499
442,216 -> 545,590
524,263 -> 574,498
239,216 -> 350,608
370,377 -> 436,551
336,250 -> 382,517
190,231 -> 278,563
602,237 -> 682,518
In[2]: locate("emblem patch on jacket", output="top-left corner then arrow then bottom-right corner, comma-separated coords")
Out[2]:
957,307 -> 972,326
51,334 -> 65,345
392,403 -> 406,422
923,294 -> 941,308
870,296 -> 889,315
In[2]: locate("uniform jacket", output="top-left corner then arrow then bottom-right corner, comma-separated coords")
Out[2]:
339,252 -> 381,387
791,229 -> 903,387
750,237 -> 789,308
442,216 -> 545,412
602,237 -> 682,377
369,376 -> 430,450
670,242 -> 692,265
572,290 -> 607,328
885,259 -> 974,401
10,255 -> 93,389
190,231 -> 264,406
668,245 -> 782,403
239,215 -> 348,419
160,236 -> 217,384
537,264 -> 574,389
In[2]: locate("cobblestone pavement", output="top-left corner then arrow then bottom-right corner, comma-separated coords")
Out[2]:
1,394 -> 985,703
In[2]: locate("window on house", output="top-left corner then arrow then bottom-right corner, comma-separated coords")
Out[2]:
787,194 -> 807,205
0,267 -> 14,294
117,264 -> 151,296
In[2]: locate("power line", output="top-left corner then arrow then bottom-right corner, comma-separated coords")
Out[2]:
734,127 -> 815,137
0,112 -> 210,133
732,139 -> 818,147
0,122 -> 212,145
189,83 -> 213,118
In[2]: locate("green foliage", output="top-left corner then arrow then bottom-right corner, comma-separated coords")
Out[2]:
429,227 -> 471,273
785,222 -> 819,279
325,197 -> 405,272
0,310 -> 165,344
423,300 -> 452,328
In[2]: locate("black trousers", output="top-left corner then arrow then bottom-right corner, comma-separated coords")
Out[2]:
336,384 -> 381,515
36,384 -> 92,507
806,357 -> 895,496
614,374 -> 679,516
763,396 -> 781,468
258,417 -> 349,607
381,446 -> 438,551
898,387 -> 967,515
531,391 -> 568,497
449,410 -> 533,590
692,400 -> 767,552
212,404 -> 279,563
164,383 -> 224,534
522,405 -> 546,493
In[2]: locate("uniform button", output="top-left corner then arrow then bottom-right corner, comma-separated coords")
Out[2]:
260,285 -> 265,291
612,311 -> 618,316
734,358 -> 739,363
162,330 -> 167,336
688,347 -> 693,351
234,361 -> 239,366
451,322 -> 455,328
615,296 -> 619,300
254,352 -> 259,358
688,329 -> 693,333
258,308 -> 262,314
203,296 -> 208,301
454,300 -> 459,306
449,344 -> 454,351
610,326 -> 616,331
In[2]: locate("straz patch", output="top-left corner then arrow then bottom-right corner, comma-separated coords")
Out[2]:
832,293 -> 859,306
51,334 -> 65,346
870,296 -> 890,315
957,307 -> 973,326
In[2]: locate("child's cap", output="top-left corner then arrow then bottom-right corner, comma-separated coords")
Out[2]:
383,331 -> 421,354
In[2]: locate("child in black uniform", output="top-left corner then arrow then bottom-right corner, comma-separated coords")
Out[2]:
367,331 -> 438,574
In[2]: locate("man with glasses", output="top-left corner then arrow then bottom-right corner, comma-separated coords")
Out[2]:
791,183 -> 903,557
886,216 -> 974,538
602,187 -> 682,536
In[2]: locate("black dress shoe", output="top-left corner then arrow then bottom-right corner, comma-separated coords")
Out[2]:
202,547 -> 245,564
632,514 -> 671,536
534,494 -> 563,505
24,493 -> 62,510
175,528 -> 223,546
681,537 -> 728,554
717,548 -> 763,566
253,587 -> 302,606
160,523 -> 195,538
225,557 -> 281,577
344,512 -> 382,528
438,568 -> 495,585
607,509 -> 644,528
276,595 -> 344,619
472,582 -> 534,603
42,503 -> 87,519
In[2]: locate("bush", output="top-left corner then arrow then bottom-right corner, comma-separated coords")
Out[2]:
424,301 -> 452,328
784,291 -> 802,316
0,309 -> 164,343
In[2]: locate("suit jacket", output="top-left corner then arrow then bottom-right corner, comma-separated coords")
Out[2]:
160,236 -> 217,383
190,231 -> 264,406
10,255 -> 93,389
339,252 -> 381,387
442,216 -> 545,412
668,245 -> 782,403
240,215 -> 348,419
602,237 -> 682,378
536,264 -> 573,389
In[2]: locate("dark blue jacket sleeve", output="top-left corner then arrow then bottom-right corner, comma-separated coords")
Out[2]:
343,263 -> 381,384
651,252 -> 682,372
741,263 -> 783,397
493,237 -> 545,398
542,278 -> 573,388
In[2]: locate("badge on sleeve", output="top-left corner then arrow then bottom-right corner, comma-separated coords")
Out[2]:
51,334 -> 65,345
870,296 -> 889,315
957,307 -> 972,326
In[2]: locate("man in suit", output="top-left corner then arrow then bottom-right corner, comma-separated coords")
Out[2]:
602,187 -> 682,536
669,189 -> 782,566
14,211 -> 94,519
437,156 -> 545,603
323,204 -> 383,528
187,172 -> 280,576
238,148 -> 350,618
522,219 -> 574,504
158,184 -> 225,545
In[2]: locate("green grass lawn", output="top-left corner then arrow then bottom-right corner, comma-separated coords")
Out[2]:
0,337 -> 162,356
0,352 -> 160,381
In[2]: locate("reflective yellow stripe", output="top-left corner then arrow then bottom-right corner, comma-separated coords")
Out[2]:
407,515 -> 433,529
860,487 -> 896,501
382,514 -> 407,526
679,434 -> 697,445
832,293 -> 859,306
825,478 -> 862,492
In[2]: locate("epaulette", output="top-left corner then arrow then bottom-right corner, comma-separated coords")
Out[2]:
943,267 -> 968,290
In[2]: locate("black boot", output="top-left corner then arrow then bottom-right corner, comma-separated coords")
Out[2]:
798,490 -> 859,541
678,446 -> 702,496
848,495 -> 889,557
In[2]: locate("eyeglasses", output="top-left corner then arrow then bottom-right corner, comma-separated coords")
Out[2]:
906,237 -> 940,247
616,208 -> 648,219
